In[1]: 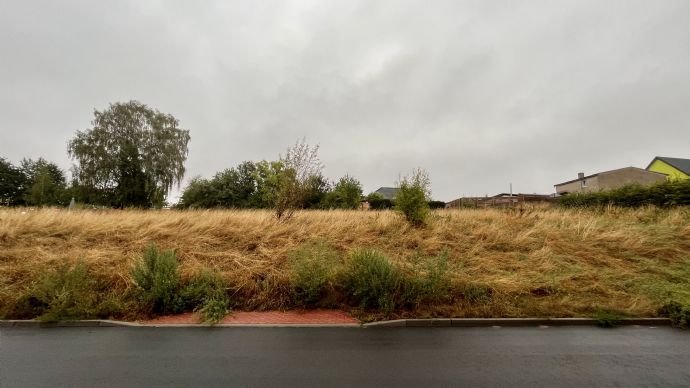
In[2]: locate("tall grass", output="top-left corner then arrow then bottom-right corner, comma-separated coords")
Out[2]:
1,206 -> 689,319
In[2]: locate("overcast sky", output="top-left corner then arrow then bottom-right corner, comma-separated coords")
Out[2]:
1,0 -> 689,201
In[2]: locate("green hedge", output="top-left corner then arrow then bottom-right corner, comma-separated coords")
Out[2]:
558,179 -> 690,208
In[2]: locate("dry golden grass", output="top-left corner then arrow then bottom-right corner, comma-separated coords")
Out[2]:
1,206 -> 689,318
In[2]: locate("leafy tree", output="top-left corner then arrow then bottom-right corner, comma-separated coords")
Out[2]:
0,157 -> 26,206
252,160 -> 286,209
274,167 -> 301,220
178,161 -> 259,209
274,139 -> 323,219
68,101 -> 190,208
303,173 -> 331,209
281,138 -> 323,184
210,161 -> 258,208
20,158 -> 68,206
177,176 -> 215,208
396,168 -> 431,226
323,175 -> 363,209
366,192 -> 394,210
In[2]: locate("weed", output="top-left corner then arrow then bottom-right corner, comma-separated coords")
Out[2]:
658,301 -> 689,328
27,261 -> 121,321
183,269 -> 230,323
196,296 -> 230,324
595,310 -> 624,328
288,240 -> 340,305
343,249 -> 400,314
182,270 -> 226,308
403,251 -> 452,305
131,244 -> 183,315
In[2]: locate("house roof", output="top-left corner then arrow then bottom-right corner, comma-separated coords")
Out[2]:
646,156 -> 690,175
374,187 -> 400,200
554,166 -> 665,187
492,193 -> 553,198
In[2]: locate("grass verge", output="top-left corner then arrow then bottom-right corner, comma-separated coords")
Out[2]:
1,206 -> 689,321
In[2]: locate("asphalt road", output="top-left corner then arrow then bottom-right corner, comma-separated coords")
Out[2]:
1,326 -> 688,387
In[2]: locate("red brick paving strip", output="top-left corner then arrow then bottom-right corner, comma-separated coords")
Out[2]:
146,310 -> 358,325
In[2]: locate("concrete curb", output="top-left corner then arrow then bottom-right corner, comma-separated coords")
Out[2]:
143,323 -> 362,328
363,318 -> 672,327
1,318 -> 671,328
0,320 -> 141,328
0,320 -> 361,328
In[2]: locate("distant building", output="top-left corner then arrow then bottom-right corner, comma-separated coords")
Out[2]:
445,193 -> 553,208
373,187 -> 400,200
554,167 -> 666,195
646,156 -> 690,180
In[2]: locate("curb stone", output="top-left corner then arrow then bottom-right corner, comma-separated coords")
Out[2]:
363,318 -> 672,327
0,320 -> 359,328
0,318 -> 671,328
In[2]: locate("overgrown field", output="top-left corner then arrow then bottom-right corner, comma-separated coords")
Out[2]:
1,206 -> 689,322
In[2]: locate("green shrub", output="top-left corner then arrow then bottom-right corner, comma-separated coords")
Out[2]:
595,310 -> 624,328
197,296 -> 230,324
343,249 -> 400,313
659,301 -> 689,329
321,175 -> 363,209
366,192 -> 394,210
28,261 -> 121,321
131,245 -> 183,315
183,270 -> 230,324
427,200 -> 446,209
288,240 -> 341,305
559,179 -> 690,208
396,168 -> 431,226
181,270 -> 226,308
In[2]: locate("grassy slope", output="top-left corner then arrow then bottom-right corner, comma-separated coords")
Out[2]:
1,206 -> 689,319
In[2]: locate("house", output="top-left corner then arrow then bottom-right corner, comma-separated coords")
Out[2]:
554,167 -> 666,195
646,156 -> 690,180
373,187 -> 400,200
445,193 -> 554,208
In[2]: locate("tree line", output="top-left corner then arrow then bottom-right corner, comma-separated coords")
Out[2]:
1,100 -> 437,223
558,179 -> 690,208
0,157 -> 69,207
1,101 -> 190,208
178,160 -> 364,211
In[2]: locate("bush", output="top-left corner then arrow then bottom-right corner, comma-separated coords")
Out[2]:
185,270 -> 230,324
27,262 -> 120,321
288,240 -> 341,305
427,200 -> 446,209
559,179 -> 690,208
197,296 -> 230,324
343,250 -> 400,313
322,175 -> 363,209
396,168 -> 431,226
366,192 -> 394,210
659,302 -> 689,328
181,270 -> 224,307
595,309 -> 624,328
131,245 -> 183,315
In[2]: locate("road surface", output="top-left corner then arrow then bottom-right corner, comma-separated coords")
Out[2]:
1,326 -> 688,387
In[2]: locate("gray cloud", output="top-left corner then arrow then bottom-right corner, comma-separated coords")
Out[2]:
1,0 -> 689,200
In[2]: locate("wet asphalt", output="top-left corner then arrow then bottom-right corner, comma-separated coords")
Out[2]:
1,326 -> 688,387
